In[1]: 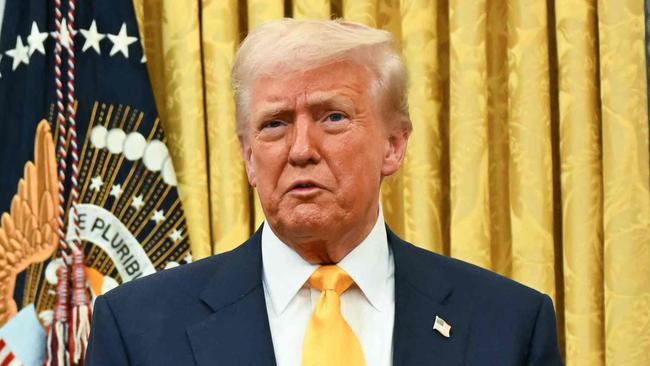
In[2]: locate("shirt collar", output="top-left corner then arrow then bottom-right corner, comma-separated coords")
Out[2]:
261,206 -> 391,315
262,221 -> 318,316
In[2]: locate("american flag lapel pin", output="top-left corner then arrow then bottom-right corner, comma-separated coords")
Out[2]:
433,315 -> 451,338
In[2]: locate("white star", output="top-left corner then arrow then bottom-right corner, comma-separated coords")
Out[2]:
79,20 -> 105,54
130,194 -> 144,209
89,176 -> 104,191
0,55 -> 3,78
151,210 -> 166,224
139,41 -> 147,63
5,36 -> 30,70
27,22 -> 49,56
109,184 -> 122,198
50,18 -> 76,50
107,23 -> 137,58
169,229 -> 182,242
183,252 -> 192,264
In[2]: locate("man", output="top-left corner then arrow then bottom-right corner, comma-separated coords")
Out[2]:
86,19 -> 563,365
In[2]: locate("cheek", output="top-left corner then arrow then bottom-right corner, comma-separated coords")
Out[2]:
329,135 -> 384,192
252,142 -> 288,188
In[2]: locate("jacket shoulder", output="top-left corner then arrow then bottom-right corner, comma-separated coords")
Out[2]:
101,241 -> 248,308
393,236 -> 549,308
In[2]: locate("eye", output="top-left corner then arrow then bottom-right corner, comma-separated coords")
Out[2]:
257,119 -> 288,141
264,120 -> 285,129
325,112 -> 346,122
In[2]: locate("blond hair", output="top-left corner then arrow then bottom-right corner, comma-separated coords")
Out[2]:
231,18 -> 410,135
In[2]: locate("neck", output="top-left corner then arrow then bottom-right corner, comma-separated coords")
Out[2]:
274,205 -> 379,264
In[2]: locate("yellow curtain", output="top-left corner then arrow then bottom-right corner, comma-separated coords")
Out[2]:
132,0 -> 650,364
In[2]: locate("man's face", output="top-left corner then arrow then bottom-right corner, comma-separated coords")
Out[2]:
240,61 -> 408,242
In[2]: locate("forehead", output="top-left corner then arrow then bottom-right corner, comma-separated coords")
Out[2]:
249,61 -> 373,111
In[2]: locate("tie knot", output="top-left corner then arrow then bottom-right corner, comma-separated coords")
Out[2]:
308,265 -> 354,295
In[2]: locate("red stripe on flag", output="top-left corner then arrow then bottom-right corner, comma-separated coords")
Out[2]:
0,353 -> 14,366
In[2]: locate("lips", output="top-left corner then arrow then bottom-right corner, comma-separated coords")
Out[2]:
287,179 -> 325,193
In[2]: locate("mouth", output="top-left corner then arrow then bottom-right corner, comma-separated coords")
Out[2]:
287,180 -> 325,195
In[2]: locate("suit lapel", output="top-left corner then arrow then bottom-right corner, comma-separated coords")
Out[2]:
389,229 -> 474,365
186,228 -> 277,366
184,225 -> 474,365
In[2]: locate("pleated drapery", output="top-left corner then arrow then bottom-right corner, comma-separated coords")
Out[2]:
132,0 -> 650,364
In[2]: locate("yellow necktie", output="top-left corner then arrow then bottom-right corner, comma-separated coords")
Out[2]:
302,265 -> 365,366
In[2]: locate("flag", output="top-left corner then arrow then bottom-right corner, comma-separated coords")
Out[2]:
0,340 -> 21,366
433,315 -> 451,338
0,304 -> 46,365
0,0 -> 192,362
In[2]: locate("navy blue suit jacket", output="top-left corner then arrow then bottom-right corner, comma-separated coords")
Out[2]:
85,226 -> 563,365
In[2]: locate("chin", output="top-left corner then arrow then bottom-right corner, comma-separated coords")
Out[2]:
279,203 -> 338,236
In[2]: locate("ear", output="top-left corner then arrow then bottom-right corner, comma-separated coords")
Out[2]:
381,125 -> 410,177
238,135 -> 257,187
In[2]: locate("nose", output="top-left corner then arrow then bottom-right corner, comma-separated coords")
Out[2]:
288,116 -> 321,166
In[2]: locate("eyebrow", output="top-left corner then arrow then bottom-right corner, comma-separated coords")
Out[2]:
252,92 -> 356,123
305,92 -> 355,112
252,102 -> 292,123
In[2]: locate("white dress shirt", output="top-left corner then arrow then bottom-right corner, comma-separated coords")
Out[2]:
262,209 -> 395,366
